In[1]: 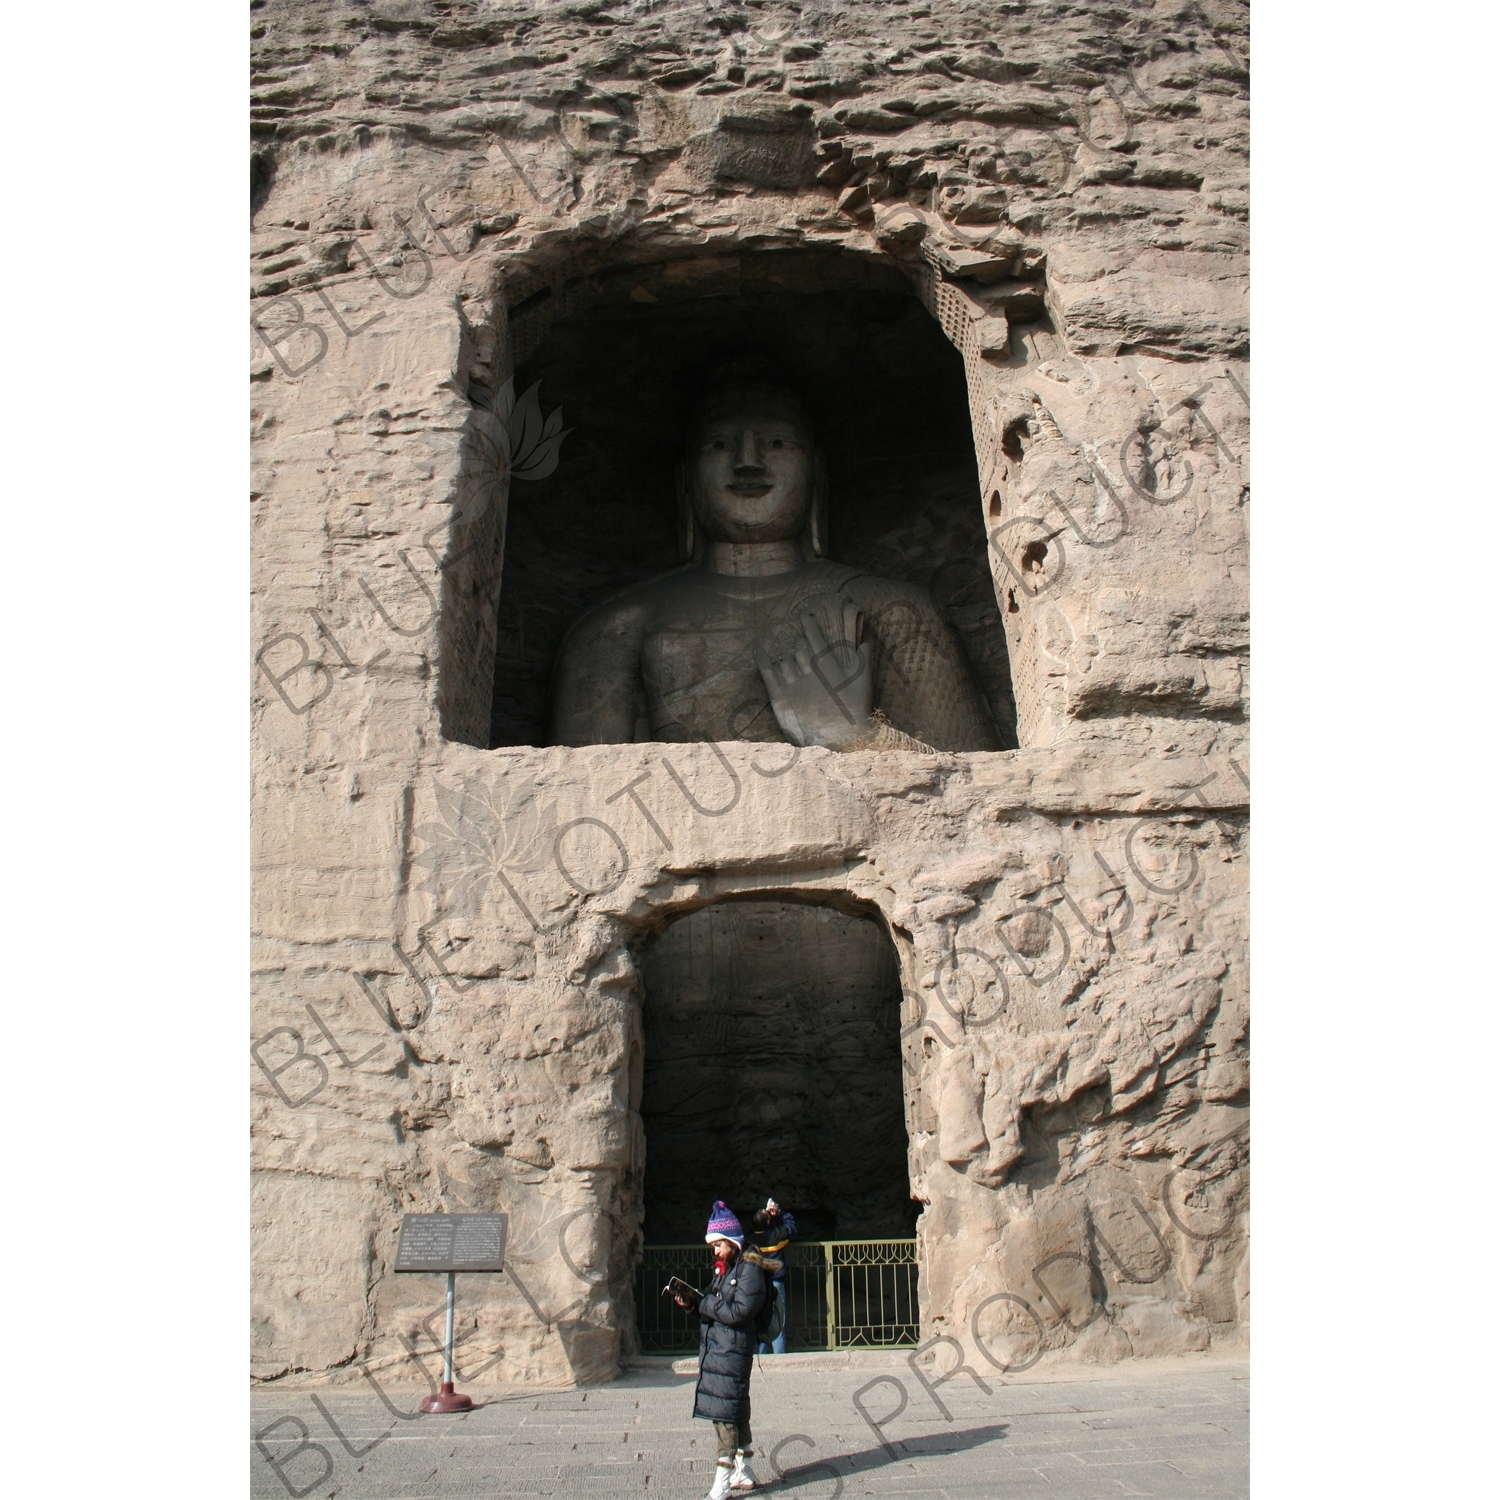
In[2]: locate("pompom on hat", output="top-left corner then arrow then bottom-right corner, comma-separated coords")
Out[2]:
705,1200 -> 744,1246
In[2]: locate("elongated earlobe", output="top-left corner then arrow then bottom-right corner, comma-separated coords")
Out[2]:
676,457 -> 696,562
806,448 -> 829,558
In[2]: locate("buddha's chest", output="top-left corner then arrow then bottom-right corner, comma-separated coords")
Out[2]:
637,568 -> 850,742
641,621 -> 775,742
640,580 -> 796,739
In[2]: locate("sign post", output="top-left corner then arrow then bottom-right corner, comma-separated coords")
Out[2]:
393,1212 -> 508,1414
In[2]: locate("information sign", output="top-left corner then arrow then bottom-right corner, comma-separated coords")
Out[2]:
394,1213 -> 508,1273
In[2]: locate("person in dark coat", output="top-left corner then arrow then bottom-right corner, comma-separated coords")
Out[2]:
751,1198 -> 797,1355
673,1200 -> 775,1497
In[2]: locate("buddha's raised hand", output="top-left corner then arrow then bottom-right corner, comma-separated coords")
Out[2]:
754,601 -> 875,749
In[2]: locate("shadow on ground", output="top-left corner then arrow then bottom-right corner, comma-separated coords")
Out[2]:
773,1422 -> 1010,1492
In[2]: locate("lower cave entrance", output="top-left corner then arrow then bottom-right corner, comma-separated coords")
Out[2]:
634,898 -> 917,1351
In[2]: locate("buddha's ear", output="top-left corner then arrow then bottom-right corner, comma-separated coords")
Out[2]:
806,445 -> 829,558
675,455 -> 696,562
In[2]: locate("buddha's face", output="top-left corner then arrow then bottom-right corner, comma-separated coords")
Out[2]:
689,387 -> 814,544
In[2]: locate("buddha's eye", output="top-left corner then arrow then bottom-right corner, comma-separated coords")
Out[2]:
769,439 -> 784,449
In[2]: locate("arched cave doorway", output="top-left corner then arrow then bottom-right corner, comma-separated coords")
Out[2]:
633,896 -> 916,1351
485,247 -> 1019,750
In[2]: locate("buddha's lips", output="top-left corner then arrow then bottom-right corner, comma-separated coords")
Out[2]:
727,481 -> 773,497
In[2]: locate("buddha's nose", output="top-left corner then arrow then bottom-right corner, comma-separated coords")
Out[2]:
733,428 -> 765,470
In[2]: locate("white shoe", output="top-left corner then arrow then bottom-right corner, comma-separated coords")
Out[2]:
730,1449 -> 757,1490
706,1460 -> 735,1499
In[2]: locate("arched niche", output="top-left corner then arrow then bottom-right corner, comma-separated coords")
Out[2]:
633,895 -> 915,1244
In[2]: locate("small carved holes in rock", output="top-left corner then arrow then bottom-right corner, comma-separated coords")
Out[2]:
1007,588 -> 1019,613
1020,540 -> 1048,574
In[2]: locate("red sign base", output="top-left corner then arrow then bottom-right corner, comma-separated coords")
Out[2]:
419,1381 -> 474,1414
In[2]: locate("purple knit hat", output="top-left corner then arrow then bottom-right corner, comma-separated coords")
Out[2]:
705,1200 -> 744,1246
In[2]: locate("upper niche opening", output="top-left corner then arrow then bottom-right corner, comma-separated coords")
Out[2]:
487,248 -> 1018,750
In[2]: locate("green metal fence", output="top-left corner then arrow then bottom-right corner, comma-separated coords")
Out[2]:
636,1240 -> 918,1352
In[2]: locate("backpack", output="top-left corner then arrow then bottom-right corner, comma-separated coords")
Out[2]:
754,1270 -> 784,1343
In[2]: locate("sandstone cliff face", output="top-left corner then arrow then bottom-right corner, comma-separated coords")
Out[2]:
251,0 -> 1248,1388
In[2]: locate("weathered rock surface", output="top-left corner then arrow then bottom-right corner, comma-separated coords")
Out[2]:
251,0 -> 1249,1389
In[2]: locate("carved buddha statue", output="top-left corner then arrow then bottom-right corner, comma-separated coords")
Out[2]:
548,366 -> 1000,753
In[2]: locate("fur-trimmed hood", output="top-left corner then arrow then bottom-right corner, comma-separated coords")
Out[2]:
741,1247 -> 783,1276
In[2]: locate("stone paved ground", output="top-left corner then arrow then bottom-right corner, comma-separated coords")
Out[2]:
251,1353 -> 1247,1499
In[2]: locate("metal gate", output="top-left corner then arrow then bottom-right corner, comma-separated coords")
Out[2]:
635,1240 -> 918,1352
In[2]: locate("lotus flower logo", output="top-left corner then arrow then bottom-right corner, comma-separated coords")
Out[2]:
412,775 -> 558,930
499,378 -> 571,482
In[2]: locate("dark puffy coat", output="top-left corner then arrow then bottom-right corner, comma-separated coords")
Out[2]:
692,1249 -> 776,1422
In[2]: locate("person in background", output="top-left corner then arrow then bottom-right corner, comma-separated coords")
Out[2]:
673,1200 -> 775,1497
752,1198 -> 798,1355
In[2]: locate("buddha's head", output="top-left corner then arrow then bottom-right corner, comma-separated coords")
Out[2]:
676,363 -> 827,560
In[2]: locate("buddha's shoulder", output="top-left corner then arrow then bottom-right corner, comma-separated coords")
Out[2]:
564,566 -> 696,639
812,564 -> 938,611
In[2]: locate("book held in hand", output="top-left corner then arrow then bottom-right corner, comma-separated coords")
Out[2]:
664,1276 -> 703,1305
